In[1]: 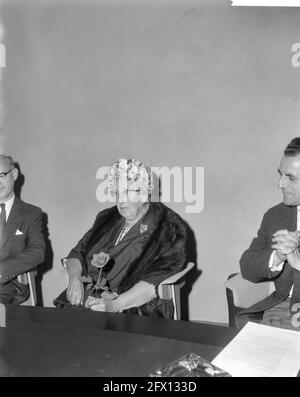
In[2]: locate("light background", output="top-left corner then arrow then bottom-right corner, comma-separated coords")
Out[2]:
1,0 -> 300,323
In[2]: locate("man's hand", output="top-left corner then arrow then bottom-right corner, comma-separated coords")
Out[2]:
272,230 -> 300,271
272,230 -> 298,255
66,276 -> 84,305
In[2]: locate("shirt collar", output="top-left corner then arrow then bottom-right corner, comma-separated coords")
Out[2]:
0,194 -> 15,218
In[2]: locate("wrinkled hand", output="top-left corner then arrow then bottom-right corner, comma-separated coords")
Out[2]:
87,296 -> 123,313
272,230 -> 299,256
101,291 -> 118,300
272,230 -> 300,271
85,296 -> 106,310
66,277 -> 84,306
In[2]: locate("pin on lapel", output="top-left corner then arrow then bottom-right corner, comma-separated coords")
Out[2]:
140,224 -> 148,234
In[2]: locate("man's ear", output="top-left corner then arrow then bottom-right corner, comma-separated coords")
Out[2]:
12,168 -> 19,181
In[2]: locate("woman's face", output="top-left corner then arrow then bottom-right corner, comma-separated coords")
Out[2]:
116,191 -> 147,222
113,182 -> 148,222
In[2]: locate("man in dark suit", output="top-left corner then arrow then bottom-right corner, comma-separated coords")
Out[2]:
238,138 -> 300,330
0,155 -> 45,304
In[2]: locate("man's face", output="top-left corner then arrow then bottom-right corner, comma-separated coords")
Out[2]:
0,159 -> 17,202
278,155 -> 300,206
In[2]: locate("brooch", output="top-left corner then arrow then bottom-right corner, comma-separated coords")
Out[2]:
140,224 -> 148,234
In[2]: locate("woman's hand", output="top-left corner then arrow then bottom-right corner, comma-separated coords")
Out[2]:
66,276 -> 84,306
86,297 -> 106,311
87,296 -> 124,313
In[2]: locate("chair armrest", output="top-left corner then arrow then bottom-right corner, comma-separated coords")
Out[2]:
17,270 -> 37,285
0,303 -> 5,327
61,258 -> 67,269
159,262 -> 195,286
224,273 -> 275,308
157,262 -> 195,299
159,284 -> 174,300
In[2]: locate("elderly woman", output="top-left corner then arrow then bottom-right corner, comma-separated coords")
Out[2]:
54,159 -> 188,318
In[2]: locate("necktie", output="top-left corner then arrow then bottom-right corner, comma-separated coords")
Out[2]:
0,203 -> 6,244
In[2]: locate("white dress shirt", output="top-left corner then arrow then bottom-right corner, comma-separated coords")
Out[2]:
0,194 -> 15,221
268,205 -> 300,296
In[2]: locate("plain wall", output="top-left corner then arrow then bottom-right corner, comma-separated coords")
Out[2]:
1,0 -> 300,323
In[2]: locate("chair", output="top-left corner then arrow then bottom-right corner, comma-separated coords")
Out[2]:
61,258 -> 68,280
0,271 -> 36,327
17,270 -> 37,306
225,272 -> 275,327
158,262 -> 195,320
0,303 -> 5,327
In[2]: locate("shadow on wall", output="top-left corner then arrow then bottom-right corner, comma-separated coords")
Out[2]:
181,221 -> 201,321
153,172 -> 201,321
14,162 -> 53,306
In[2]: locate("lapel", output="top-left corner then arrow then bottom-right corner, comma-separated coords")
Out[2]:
0,197 -> 24,252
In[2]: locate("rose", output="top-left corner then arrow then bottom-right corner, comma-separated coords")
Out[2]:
91,252 -> 110,269
90,252 -> 110,293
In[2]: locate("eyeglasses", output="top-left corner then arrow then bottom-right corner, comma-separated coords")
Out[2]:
110,189 -> 141,198
0,168 -> 14,179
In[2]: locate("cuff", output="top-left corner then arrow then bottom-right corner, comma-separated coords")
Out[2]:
269,250 -> 285,272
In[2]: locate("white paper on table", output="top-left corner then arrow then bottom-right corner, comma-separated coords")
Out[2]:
212,322 -> 300,377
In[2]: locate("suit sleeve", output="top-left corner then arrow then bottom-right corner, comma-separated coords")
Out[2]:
0,208 -> 46,284
239,211 -> 282,283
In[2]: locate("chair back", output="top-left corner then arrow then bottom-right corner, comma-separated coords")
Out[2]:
0,303 -> 5,327
61,258 -> 70,285
61,258 -> 67,269
225,272 -> 275,327
158,262 -> 195,320
17,271 -> 37,306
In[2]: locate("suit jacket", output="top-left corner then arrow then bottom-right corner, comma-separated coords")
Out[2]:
0,197 -> 46,284
237,202 -> 296,323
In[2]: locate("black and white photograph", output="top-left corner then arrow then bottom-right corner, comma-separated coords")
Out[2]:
0,0 -> 300,380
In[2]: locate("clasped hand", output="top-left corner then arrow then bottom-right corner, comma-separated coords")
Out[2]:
272,229 -> 300,271
85,291 -> 123,313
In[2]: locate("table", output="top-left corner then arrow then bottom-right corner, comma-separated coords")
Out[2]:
0,306 -> 237,377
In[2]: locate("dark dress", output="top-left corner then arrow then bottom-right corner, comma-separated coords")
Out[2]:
54,203 -> 188,318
